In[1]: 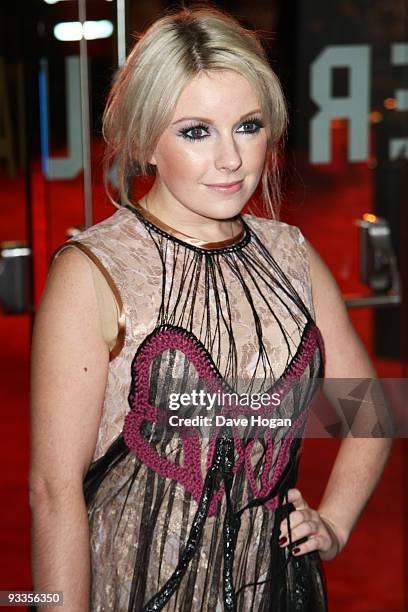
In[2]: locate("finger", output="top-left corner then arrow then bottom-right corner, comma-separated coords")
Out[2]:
291,524 -> 337,557
279,508 -> 314,539
282,488 -> 308,510
290,534 -> 322,556
279,518 -> 319,546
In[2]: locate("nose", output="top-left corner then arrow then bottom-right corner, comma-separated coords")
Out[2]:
214,135 -> 242,173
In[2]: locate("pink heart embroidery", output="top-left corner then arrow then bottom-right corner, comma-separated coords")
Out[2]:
123,323 -> 321,516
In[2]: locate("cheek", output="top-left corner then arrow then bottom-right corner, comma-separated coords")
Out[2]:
154,138 -> 209,181
247,136 -> 268,171
236,133 -> 268,176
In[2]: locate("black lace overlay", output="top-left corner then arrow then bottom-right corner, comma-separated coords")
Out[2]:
82,209 -> 328,611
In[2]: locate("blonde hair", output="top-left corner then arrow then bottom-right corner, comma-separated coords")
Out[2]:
102,4 -> 288,219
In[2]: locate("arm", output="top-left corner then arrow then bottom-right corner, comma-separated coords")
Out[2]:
29,248 -> 110,611
279,240 -> 393,560
308,241 -> 393,556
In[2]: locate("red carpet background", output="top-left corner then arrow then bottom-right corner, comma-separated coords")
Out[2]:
0,131 -> 405,610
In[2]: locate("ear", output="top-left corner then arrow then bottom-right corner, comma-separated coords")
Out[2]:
149,151 -> 157,165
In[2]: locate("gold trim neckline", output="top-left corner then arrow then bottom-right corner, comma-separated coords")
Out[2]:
128,200 -> 247,250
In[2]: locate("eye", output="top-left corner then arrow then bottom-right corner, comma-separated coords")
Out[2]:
179,123 -> 210,141
236,118 -> 264,135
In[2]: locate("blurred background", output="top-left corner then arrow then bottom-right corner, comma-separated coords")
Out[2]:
0,0 -> 407,610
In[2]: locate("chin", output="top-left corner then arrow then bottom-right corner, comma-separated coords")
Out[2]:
203,197 -> 248,216
200,204 -> 245,220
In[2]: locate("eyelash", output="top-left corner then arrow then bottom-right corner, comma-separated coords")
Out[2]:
178,116 -> 264,141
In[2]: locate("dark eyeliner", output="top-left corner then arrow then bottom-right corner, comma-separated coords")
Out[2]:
238,116 -> 264,132
178,122 -> 210,140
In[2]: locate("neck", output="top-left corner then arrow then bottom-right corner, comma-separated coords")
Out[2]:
141,185 -> 243,242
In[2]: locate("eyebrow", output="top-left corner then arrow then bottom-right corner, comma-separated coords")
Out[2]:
171,109 -> 262,125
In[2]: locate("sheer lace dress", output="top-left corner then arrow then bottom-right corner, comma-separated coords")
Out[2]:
52,202 -> 327,612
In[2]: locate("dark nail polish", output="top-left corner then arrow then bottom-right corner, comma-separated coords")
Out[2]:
292,547 -> 300,555
279,536 -> 287,545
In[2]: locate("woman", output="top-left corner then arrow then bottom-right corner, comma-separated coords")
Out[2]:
29,6 -> 392,611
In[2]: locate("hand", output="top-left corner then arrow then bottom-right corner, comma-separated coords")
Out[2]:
278,488 -> 344,561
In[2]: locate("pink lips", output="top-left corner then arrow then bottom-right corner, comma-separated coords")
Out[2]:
205,180 -> 243,194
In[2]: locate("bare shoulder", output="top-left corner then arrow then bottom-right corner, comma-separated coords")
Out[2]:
43,245 -> 98,309
305,240 -> 376,378
36,247 -> 106,345
33,245 -> 110,391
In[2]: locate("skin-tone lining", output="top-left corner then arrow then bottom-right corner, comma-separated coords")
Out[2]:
130,199 -> 246,249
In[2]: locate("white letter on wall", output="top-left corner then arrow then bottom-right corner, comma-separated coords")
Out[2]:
41,56 -> 83,179
310,45 -> 370,164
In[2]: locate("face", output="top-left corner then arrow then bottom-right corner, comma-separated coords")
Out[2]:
149,70 -> 268,224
